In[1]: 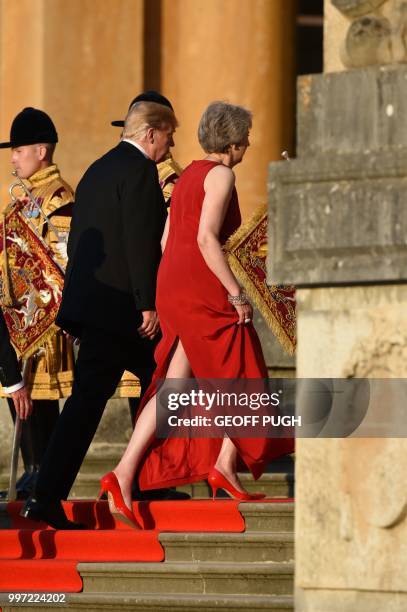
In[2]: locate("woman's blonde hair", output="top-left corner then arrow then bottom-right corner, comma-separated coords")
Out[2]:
198,101 -> 252,153
123,101 -> 178,141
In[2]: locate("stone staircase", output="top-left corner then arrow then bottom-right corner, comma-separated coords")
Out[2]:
4,502 -> 294,612
1,447 -> 295,612
0,470 -> 294,501
70,446 -> 295,500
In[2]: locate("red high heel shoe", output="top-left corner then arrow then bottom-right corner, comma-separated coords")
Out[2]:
98,472 -> 141,529
208,468 -> 266,501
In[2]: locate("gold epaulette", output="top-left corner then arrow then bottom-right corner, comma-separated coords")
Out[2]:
28,165 -> 74,218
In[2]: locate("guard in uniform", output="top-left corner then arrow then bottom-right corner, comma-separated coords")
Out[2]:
0,107 -> 74,498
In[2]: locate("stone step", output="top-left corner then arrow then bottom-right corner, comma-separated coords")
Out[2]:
239,502 -> 294,532
73,451 -> 295,499
0,454 -> 295,500
2,592 -> 294,611
79,561 -> 294,596
77,449 -> 295,477
69,474 -> 101,499
0,472 -> 294,500
69,471 -> 294,500
187,472 -> 295,499
159,530 -> 294,562
77,443 -> 126,475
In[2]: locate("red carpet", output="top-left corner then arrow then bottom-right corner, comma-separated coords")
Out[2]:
0,560 -> 83,592
0,529 -> 163,561
6,499 -> 245,531
0,499 -> 260,592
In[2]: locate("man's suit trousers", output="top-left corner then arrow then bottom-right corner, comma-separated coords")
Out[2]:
34,326 -> 156,502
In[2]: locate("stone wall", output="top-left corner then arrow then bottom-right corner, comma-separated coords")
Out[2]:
268,32 -> 407,611
325,0 -> 407,72
296,286 -> 407,610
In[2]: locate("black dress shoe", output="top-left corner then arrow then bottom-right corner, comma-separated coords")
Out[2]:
20,497 -> 86,530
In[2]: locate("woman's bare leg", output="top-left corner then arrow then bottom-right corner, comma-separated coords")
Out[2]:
113,339 -> 192,509
214,437 -> 247,493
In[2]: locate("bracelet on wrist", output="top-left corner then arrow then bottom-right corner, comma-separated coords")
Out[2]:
228,291 -> 249,306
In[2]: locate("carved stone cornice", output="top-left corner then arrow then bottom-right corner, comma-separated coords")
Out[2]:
332,0 -> 387,18
330,0 -> 407,68
267,66 -> 407,287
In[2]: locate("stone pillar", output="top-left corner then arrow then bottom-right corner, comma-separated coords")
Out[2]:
161,0 -> 297,219
0,0 -> 144,205
269,2 -> 407,609
0,0 -> 144,474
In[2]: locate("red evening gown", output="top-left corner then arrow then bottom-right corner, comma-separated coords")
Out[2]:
138,160 -> 294,490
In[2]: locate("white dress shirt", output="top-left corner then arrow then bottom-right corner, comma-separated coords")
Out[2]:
122,139 -> 150,159
3,379 -> 24,394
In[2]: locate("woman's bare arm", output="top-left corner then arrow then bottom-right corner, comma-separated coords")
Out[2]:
197,165 -> 252,323
161,212 -> 170,253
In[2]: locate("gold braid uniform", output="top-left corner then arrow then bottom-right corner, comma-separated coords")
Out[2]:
21,164 -> 75,399
115,154 -> 182,398
157,154 -> 183,206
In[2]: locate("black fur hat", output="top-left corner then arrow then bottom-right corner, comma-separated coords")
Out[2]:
111,91 -> 173,127
0,107 -> 58,149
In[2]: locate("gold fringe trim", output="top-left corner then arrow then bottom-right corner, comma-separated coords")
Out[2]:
225,204 -> 295,356
1,210 -> 15,307
13,322 -> 60,361
224,204 -> 268,253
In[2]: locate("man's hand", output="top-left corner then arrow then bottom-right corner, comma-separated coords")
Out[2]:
11,385 -> 33,420
137,310 -> 160,340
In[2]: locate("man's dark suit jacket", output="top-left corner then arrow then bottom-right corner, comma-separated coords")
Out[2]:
57,141 -> 167,338
0,309 -> 22,389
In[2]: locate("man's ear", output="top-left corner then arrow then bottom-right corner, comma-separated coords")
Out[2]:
37,144 -> 48,161
146,127 -> 155,143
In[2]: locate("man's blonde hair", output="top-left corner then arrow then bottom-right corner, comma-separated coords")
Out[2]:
198,101 -> 252,153
123,101 -> 178,141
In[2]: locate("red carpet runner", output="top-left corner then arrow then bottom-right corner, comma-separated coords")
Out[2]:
0,499 -> 290,592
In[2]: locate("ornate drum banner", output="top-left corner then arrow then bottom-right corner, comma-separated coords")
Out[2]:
0,204 -> 64,359
225,204 -> 296,355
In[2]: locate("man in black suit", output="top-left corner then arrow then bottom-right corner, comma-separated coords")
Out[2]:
22,101 -> 177,529
0,309 -> 32,420
111,90 -> 188,502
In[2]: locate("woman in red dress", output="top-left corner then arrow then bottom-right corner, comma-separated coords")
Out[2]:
100,102 -> 294,528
